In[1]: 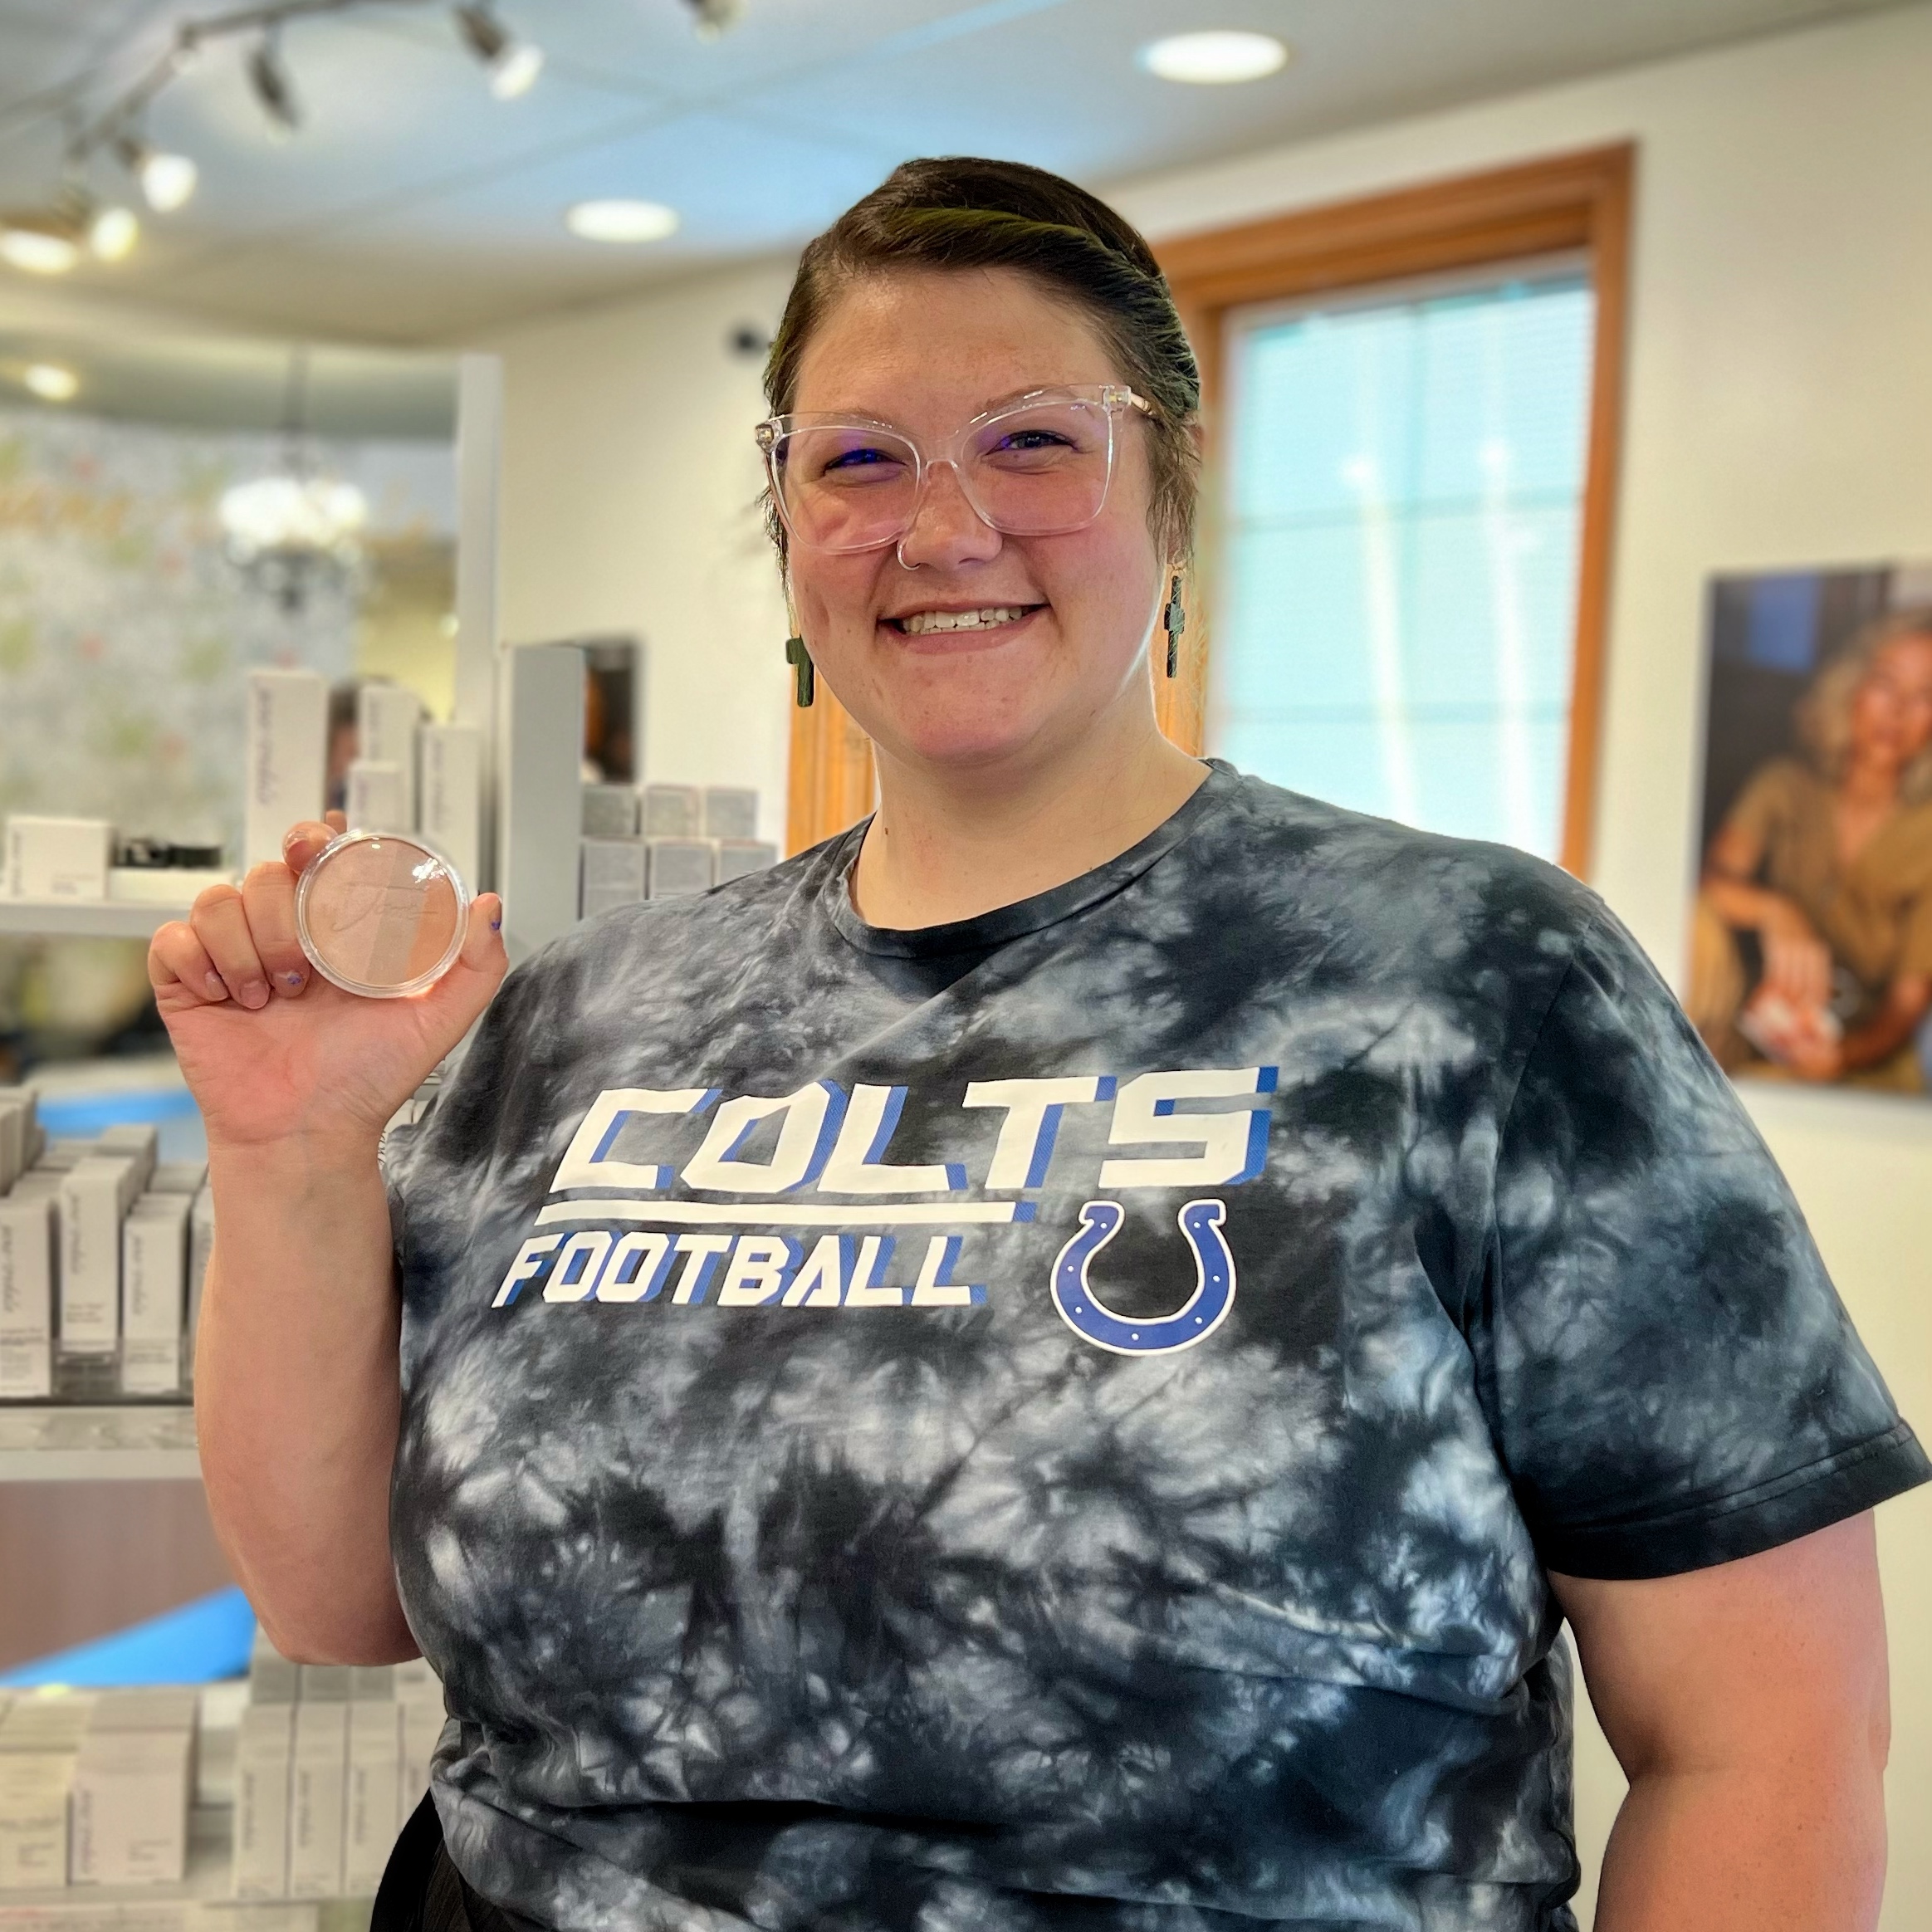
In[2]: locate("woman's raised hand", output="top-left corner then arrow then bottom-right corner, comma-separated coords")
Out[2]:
148,814 -> 508,1160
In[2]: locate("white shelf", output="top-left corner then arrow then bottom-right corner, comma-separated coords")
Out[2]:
0,899 -> 197,940
0,1405 -> 200,1483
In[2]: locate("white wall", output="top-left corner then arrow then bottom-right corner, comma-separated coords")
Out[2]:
478,261 -> 798,845
1108,12 -> 1932,1925
480,9 -> 1932,1924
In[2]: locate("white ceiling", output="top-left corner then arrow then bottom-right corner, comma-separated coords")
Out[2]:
0,0 -> 1907,345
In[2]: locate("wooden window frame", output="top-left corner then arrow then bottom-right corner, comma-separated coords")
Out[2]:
785,144 -> 1632,875
1157,143 -> 1634,878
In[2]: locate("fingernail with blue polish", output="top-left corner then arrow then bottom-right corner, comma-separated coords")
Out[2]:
490,916 -> 501,932
283,971 -> 305,990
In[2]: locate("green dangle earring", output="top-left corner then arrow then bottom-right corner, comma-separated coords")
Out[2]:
784,630 -> 814,708
1162,574 -> 1186,678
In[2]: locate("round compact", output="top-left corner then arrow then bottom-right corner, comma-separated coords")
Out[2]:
295,830 -> 468,999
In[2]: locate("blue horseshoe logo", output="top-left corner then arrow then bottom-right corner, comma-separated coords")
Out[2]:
1050,1199 -> 1235,1356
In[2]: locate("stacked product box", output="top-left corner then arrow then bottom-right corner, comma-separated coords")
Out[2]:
0,1690 -> 89,1891
235,1635 -> 445,1902
0,1088 -> 212,1404
580,785 -> 777,917
70,1687 -> 198,1887
242,666 -> 483,890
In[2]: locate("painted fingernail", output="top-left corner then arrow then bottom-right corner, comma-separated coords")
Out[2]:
490,916 -> 501,932
240,980 -> 271,1010
281,971 -> 306,991
203,972 -> 228,1000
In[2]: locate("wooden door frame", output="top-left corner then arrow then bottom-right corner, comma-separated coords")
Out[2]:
1155,142 -> 1635,878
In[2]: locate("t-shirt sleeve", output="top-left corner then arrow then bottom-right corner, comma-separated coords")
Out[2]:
1482,905 -> 1930,1580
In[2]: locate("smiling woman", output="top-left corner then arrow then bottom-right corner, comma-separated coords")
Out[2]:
158,156 -> 1927,1932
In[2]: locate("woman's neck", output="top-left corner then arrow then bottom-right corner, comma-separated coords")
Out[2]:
850,698 -> 1206,931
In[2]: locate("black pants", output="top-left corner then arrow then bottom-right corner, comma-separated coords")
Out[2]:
372,1794 -> 536,1932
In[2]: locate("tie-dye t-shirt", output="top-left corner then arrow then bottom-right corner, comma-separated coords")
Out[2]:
384,763 -> 1926,1932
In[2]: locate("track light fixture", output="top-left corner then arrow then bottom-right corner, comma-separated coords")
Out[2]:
454,3 -> 545,99
247,31 -> 302,135
113,136 -> 198,213
0,215 -> 81,276
685,0 -> 745,40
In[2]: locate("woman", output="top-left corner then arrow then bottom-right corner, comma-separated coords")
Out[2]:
1692,609 -> 1932,1089
153,160 -> 1923,1932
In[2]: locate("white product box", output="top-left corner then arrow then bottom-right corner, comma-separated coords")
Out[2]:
345,761 -> 409,835
341,1700 -> 400,1896
357,686 -> 423,828
56,1157 -> 139,1355
97,1124 -> 159,1195
3,817 -> 113,902
245,668 -> 327,871
496,644 -> 585,961
642,784 -> 702,839
702,787 -> 759,841
418,722 -> 483,891
188,1184 -> 215,1359
286,1703 -> 347,1900
0,1692 -> 95,1751
581,784 -> 638,839
31,1138 -> 89,1173
0,1189 -> 54,1401
647,838 -> 716,899
107,866 -> 231,905
71,1728 -> 193,1886
151,1160 -> 208,1196
122,1194 -> 191,1397
232,1701 -> 294,1900
717,839 -> 778,884
580,839 -> 646,919
296,1666 -> 352,1705
90,1688 -> 199,1735
0,1751 -> 71,1890
397,1695 -> 445,1824
0,1088 -> 34,1192
248,1631 -> 300,1708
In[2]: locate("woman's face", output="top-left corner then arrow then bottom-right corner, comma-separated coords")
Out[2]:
784,267 -> 1170,775
1848,633 -> 1932,771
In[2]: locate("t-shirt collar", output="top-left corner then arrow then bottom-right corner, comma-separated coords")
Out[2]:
824,759 -> 1237,961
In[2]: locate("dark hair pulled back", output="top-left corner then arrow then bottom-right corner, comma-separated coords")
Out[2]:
765,156 -> 1201,568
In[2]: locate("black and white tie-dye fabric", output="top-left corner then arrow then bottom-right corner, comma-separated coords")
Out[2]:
384,763 -> 1926,1932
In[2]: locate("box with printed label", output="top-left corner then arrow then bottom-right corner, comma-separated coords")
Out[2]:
286,1702 -> 347,1899
0,1189 -> 54,1401
71,1728 -> 193,1885
56,1157 -> 139,1355
0,1752 -> 71,1890
245,669 -> 327,871
342,1699 -> 401,1896
418,722 -> 483,889
2,817 -> 113,902
358,686 -> 423,828
122,1194 -> 191,1397
232,1701 -> 294,1899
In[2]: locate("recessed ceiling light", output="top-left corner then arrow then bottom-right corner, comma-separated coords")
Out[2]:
22,364 -> 81,403
1139,29 -> 1290,85
0,221 -> 81,275
566,199 -> 679,244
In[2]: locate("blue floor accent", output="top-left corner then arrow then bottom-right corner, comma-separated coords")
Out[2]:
0,1587 -> 254,1688
35,1088 -> 200,1136
34,1083 -> 207,1163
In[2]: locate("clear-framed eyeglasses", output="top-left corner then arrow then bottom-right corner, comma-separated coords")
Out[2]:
756,384 -> 1155,556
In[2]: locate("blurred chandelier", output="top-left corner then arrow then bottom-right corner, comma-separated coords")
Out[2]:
221,350 -> 368,615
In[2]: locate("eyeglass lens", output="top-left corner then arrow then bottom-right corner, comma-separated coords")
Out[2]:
773,397 -> 1117,553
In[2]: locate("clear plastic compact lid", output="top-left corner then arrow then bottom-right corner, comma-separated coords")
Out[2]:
294,830 -> 468,999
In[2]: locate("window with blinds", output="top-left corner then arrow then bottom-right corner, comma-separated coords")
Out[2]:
1212,266 -> 1596,860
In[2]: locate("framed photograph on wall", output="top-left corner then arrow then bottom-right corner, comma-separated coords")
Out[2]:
1690,562 -> 1932,1097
